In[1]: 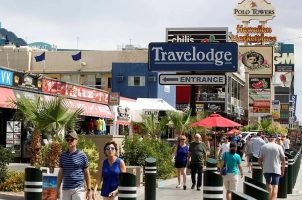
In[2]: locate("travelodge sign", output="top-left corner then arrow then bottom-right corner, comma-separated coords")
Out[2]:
234,0 -> 276,22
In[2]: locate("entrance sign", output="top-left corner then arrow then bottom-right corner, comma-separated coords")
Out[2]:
148,42 -> 238,72
159,74 -> 226,85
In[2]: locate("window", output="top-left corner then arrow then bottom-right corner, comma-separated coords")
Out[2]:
108,77 -> 112,88
128,76 -> 145,86
95,78 -> 102,89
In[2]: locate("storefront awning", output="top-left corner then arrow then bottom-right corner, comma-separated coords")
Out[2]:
115,121 -> 130,126
0,87 -> 114,119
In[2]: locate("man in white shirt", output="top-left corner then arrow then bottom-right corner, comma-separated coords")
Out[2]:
251,132 -> 266,158
282,135 -> 290,150
259,134 -> 285,200
218,136 -> 230,159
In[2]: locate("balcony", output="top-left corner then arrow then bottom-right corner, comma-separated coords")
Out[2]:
196,93 -> 225,102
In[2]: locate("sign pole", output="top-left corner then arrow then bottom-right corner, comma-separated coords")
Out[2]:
190,71 -> 196,117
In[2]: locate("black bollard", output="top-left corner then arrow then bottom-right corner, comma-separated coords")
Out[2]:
145,157 -> 156,200
251,156 -> 263,183
277,157 -> 288,198
24,167 -> 43,200
118,172 -> 137,200
203,158 -> 223,200
231,191 -> 257,200
286,151 -> 294,194
244,176 -> 266,190
243,181 -> 269,200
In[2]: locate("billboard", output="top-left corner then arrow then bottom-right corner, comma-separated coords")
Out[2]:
239,46 -> 273,75
274,43 -> 294,72
271,100 -> 280,119
249,77 -> 271,114
0,68 -> 13,86
274,72 -> 292,87
149,42 -> 238,72
166,27 -> 228,43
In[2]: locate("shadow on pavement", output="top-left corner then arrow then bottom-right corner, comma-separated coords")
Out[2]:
0,193 -> 23,200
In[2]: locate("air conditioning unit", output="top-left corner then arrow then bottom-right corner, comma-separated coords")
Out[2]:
116,75 -> 124,81
148,76 -> 156,82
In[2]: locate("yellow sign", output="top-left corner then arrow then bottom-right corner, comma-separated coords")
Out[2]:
236,25 -> 272,34
231,34 -> 277,43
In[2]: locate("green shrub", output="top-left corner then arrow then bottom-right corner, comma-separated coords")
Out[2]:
0,146 -> 14,184
0,171 -> 24,192
121,135 -> 175,179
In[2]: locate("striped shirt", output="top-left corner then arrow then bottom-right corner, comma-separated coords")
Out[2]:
59,149 -> 89,189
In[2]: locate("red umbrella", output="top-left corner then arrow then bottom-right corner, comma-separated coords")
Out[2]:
191,113 -> 242,127
227,128 -> 241,134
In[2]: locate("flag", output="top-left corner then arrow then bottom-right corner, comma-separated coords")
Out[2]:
35,52 -> 45,62
72,51 -> 81,61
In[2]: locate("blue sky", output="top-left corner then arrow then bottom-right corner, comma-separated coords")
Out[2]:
0,0 -> 301,120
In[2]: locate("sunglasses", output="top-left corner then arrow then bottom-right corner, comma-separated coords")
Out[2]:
105,147 -> 116,151
66,138 -> 75,142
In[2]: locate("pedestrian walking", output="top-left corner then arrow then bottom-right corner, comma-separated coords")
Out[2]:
188,133 -> 207,191
244,136 -> 253,173
258,134 -> 286,200
57,130 -> 93,200
236,134 -> 245,160
218,136 -> 230,159
282,135 -> 290,150
251,132 -> 266,158
93,140 -> 126,200
173,135 -> 189,190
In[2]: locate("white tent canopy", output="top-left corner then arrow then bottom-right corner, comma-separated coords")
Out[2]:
130,98 -> 176,122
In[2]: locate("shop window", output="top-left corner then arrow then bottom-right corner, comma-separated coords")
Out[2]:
128,76 -> 145,86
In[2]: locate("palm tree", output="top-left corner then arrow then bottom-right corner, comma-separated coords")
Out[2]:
12,96 -> 83,171
166,110 -> 192,136
140,113 -> 169,138
257,119 -> 272,133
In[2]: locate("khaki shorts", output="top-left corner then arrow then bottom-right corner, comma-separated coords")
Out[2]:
223,174 -> 239,191
62,187 -> 85,200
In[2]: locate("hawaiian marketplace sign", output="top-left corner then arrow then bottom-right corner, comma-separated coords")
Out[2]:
231,24 -> 277,43
234,0 -> 276,22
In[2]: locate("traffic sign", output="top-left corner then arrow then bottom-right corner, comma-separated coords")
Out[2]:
159,74 -> 226,85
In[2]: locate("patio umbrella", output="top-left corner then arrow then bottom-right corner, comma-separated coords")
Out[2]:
191,113 -> 241,158
191,113 -> 242,128
227,128 -> 241,135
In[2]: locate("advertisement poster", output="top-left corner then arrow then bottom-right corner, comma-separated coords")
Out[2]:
271,100 -> 280,120
252,100 -> 270,113
6,121 -> 22,156
274,43 -> 294,72
274,72 -> 293,87
249,77 -> 271,114
42,174 -> 58,200
239,46 -> 273,75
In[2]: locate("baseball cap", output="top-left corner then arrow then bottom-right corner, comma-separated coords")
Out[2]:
65,130 -> 78,139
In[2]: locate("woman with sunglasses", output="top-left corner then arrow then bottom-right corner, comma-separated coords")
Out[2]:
93,141 -> 126,200
173,135 -> 189,190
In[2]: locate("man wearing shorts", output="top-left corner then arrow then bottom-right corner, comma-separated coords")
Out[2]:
259,134 -> 285,200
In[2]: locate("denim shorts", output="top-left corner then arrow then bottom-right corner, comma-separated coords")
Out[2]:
264,173 -> 281,185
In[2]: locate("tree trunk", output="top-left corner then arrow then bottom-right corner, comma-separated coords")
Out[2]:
30,129 -> 42,166
48,141 -> 62,173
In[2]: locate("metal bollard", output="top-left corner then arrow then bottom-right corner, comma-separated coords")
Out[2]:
231,191 -> 257,200
118,172 -> 137,200
145,157 -> 156,200
251,156 -> 263,183
203,158 -> 223,200
277,157 -> 288,198
24,167 -> 43,200
243,181 -> 269,200
244,176 -> 266,190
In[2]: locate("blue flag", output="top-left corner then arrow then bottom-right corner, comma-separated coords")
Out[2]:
72,51 -> 81,61
35,52 -> 45,62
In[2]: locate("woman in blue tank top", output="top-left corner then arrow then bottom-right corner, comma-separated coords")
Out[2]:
94,141 -> 126,200
173,135 -> 189,190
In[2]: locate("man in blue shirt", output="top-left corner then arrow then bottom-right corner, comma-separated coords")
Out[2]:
57,131 -> 92,200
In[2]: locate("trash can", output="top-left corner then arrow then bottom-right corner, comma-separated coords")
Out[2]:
203,158 -> 223,200
24,167 -> 43,200
277,157 -> 288,198
118,172 -> 137,200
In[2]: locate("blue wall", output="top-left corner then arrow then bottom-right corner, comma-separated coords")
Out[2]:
111,63 -> 176,107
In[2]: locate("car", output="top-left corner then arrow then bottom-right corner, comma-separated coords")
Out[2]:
241,131 -> 258,142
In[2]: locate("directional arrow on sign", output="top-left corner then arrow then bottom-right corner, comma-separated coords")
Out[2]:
163,77 -> 179,82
